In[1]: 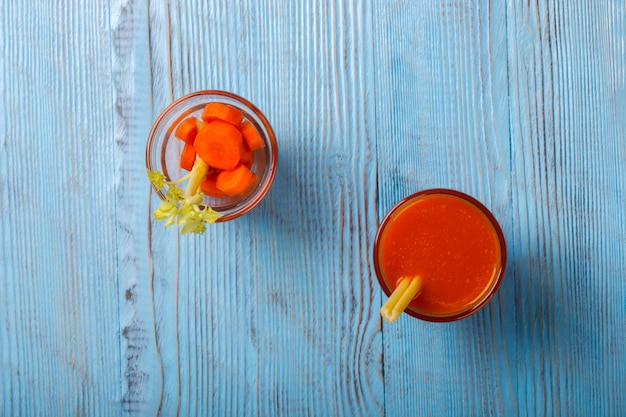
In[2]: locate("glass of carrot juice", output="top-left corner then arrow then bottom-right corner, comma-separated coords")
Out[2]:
373,189 -> 507,322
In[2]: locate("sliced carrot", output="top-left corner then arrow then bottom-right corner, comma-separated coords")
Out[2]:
240,148 -> 253,166
194,120 -> 243,170
236,129 -> 253,165
216,164 -> 257,196
175,117 -> 198,145
200,173 -> 228,198
201,102 -> 243,127
240,121 -> 265,151
179,143 -> 196,171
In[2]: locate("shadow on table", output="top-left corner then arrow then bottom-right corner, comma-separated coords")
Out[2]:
434,245 -> 611,414
247,141 -> 353,254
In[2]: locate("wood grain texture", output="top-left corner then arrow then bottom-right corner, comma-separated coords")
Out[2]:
0,0 -> 624,416
505,1 -> 626,415
110,0 -> 163,414
0,0 -> 122,415
373,1 -> 515,416
146,0 -> 383,415
374,0 -> 626,416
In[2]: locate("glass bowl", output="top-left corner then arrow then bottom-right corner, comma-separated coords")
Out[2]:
373,189 -> 507,322
146,90 -> 277,222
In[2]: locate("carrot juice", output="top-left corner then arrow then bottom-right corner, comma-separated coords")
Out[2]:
373,189 -> 506,322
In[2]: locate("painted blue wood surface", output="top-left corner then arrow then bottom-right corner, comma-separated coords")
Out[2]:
1,0 -> 624,416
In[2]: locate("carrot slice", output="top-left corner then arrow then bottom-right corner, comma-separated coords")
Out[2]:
201,102 -> 243,127
179,143 -> 196,171
175,117 -> 198,145
240,121 -> 265,151
200,173 -> 228,198
216,164 -> 257,196
194,120 -> 242,170
240,148 -> 253,166
236,129 -> 253,165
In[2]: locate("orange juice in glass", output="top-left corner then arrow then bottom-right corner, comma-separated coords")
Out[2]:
374,189 -> 506,322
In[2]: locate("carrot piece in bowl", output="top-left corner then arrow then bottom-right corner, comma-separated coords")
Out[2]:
175,117 -> 198,145
240,121 -> 265,152
194,120 -> 243,171
200,173 -> 229,198
216,164 -> 257,196
179,143 -> 196,171
201,102 -> 243,127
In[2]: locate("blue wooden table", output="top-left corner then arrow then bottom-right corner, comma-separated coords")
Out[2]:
1,0 -> 625,415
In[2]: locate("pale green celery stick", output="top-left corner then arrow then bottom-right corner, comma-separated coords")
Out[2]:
185,158 -> 209,199
380,277 -> 423,323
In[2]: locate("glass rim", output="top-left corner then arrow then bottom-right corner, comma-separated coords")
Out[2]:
373,188 -> 507,322
145,90 -> 278,222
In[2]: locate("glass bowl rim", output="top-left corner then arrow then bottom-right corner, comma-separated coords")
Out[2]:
145,90 -> 278,222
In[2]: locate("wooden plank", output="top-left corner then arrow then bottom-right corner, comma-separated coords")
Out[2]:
145,0 -> 384,415
374,0 -> 626,415
0,0 -> 121,415
245,1 -> 383,414
146,1 -> 263,415
505,0 -> 625,415
145,1 -> 181,416
372,1 -> 517,415
110,0 -> 163,414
